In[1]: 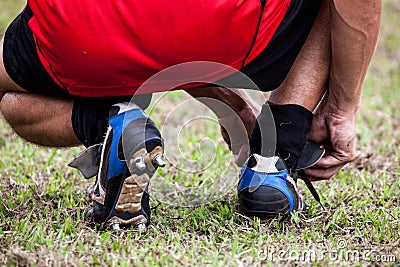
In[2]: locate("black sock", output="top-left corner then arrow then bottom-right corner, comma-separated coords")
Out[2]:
249,101 -> 313,169
71,95 -> 153,148
71,100 -> 110,147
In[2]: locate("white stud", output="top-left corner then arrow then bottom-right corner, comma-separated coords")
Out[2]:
152,154 -> 166,168
134,157 -> 146,171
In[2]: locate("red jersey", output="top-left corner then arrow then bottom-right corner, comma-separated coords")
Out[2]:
27,0 -> 289,97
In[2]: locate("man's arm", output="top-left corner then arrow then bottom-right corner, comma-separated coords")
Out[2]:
306,0 -> 382,180
185,87 -> 261,166
328,0 -> 382,112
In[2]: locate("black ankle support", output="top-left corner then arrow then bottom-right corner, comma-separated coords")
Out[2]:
72,101 -> 110,147
71,95 -> 153,148
249,102 -> 313,169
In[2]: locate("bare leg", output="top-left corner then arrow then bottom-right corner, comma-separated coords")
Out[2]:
269,0 -> 330,111
0,37 -> 80,147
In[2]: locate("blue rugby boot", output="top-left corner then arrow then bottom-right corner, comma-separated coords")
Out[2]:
238,142 -> 324,217
69,102 -> 164,230
238,155 -> 303,216
240,102 -> 325,217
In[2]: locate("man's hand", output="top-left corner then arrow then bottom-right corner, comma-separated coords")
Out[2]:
305,101 -> 357,181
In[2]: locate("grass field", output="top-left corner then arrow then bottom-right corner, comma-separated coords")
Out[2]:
0,1 -> 399,266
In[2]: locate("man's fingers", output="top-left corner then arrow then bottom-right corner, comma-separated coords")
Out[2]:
314,150 -> 356,168
307,115 -> 329,144
307,129 -> 327,145
303,150 -> 354,180
313,154 -> 344,168
304,163 -> 345,180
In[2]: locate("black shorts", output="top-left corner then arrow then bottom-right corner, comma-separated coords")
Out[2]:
3,0 -> 322,98
3,6 -> 72,98
241,0 -> 322,91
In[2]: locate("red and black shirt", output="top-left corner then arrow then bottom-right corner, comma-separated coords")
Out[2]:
27,0 -> 289,96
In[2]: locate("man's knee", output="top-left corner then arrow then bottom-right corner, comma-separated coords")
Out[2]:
0,92 -> 32,131
1,92 -> 19,124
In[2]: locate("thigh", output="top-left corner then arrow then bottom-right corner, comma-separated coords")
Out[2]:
0,36 -> 26,93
